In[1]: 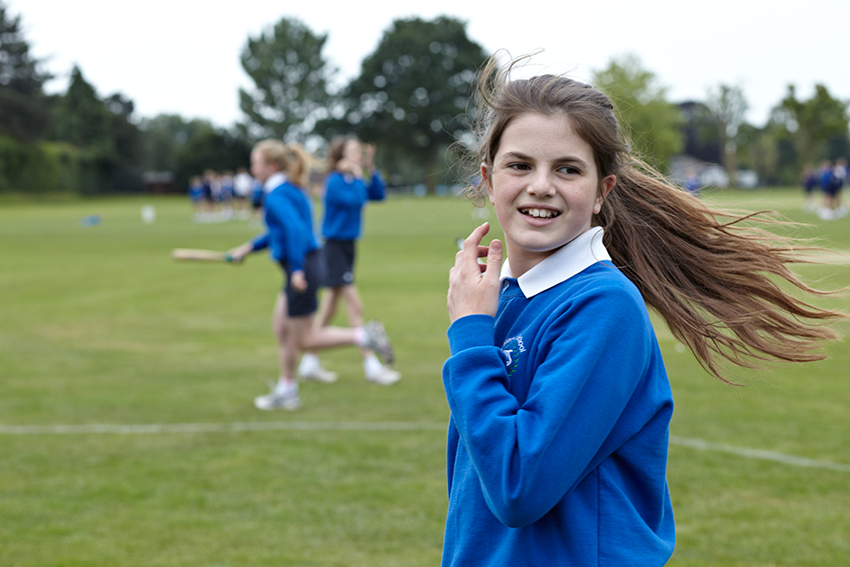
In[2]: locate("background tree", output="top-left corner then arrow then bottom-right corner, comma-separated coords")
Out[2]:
775,84 -> 849,172
239,17 -> 335,143
706,84 -> 748,186
51,66 -> 111,150
593,54 -> 683,172
679,101 -> 722,164
735,122 -> 780,186
174,127 -> 251,189
140,114 -> 219,173
0,1 -> 52,142
49,67 -> 145,193
103,93 -> 142,192
321,16 -> 487,191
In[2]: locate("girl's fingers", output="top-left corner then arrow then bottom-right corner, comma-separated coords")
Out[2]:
462,223 -> 490,254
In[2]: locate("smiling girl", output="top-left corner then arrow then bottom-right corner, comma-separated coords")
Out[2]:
442,56 -> 845,566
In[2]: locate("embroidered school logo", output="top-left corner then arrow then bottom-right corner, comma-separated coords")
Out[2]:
501,335 -> 526,376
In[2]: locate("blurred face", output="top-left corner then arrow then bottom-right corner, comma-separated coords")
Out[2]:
342,138 -> 363,168
250,149 -> 277,184
483,112 -> 615,277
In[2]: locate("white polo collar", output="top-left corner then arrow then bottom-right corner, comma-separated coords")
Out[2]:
500,226 -> 611,298
264,172 -> 287,193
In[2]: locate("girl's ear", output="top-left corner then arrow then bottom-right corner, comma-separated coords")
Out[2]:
594,175 -> 616,213
481,163 -> 495,205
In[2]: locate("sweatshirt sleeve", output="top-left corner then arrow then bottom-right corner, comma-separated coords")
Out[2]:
365,170 -> 386,201
442,286 -> 655,528
250,232 -> 269,252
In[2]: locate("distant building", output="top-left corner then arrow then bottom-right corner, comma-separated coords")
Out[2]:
143,172 -> 178,194
669,155 -> 758,189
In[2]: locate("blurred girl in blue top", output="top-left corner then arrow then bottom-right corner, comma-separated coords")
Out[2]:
443,54 -> 845,566
310,136 -> 400,385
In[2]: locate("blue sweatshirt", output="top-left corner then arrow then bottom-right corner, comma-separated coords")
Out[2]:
250,173 -> 308,272
321,170 -> 386,241
279,181 -> 320,253
442,227 -> 675,567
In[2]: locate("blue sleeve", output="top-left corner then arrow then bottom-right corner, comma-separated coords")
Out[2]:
250,233 -> 269,252
325,173 -> 366,209
366,170 -> 386,201
442,288 -> 654,528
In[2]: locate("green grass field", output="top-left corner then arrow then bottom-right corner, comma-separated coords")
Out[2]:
1,189 -> 848,566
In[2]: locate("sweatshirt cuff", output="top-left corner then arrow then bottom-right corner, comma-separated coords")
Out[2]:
447,314 -> 496,355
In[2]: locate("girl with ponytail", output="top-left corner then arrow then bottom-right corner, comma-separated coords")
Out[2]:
442,55 -> 844,566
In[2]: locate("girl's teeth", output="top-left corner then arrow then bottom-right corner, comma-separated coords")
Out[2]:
524,209 -> 555,218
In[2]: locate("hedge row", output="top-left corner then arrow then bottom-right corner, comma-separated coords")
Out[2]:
0,136 -> 140,195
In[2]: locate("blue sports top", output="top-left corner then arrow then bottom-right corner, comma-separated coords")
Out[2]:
321,170 -> 386,241
250,172 -> 309,272
279,181 -> 320,253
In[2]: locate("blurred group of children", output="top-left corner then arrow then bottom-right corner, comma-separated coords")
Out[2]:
188,167 -> 260,223
802,159 -> 848,220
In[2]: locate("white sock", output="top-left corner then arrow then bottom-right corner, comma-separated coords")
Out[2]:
354,327 -> 367,348
275,377 -> 297,393
363,354 -> 383,376
298,353 -> 319,373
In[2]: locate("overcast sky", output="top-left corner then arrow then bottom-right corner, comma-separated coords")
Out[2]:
9,0 -> 849,129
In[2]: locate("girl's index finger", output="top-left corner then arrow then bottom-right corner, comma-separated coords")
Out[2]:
462,222 -> 490,252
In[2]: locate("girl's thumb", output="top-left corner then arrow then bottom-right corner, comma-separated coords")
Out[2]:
486,239 -> 503,276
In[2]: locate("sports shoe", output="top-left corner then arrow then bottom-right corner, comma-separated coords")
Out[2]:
254,382 -> 301,410
367,364 -> 401,385
299,363 -> 338,383
362,320 -> 395,365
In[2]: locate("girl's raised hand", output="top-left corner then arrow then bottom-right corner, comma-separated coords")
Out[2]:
363,143 -> 376,170
338,157 -> 363,178
448,223 -> 503,323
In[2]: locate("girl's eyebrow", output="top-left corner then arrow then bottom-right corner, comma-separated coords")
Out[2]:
500,151 -> 589,168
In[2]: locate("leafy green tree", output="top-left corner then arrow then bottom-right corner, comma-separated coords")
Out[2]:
174,128 -> 251,189
103,93 -> 143,191
593,54 -> 683,172
140,114 -> 217,173
52,66 -> 112,150
736,123 -> 780,186
322,16 -> 487,191
239,17 -> 335,142
775,84 -> 848,169
679,101 -> 721,164
0,1 -> 52,142
706,84 -> 748,186
49,67 -> 145,193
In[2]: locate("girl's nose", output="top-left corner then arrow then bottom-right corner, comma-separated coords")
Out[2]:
526,171 -> 555,197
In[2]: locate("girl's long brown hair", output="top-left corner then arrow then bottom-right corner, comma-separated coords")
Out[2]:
468,55 -> 845,382
326,135 -> 356,174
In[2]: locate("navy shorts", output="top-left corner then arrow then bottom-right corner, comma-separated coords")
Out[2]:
322,239 -> 356,288
823,183 -> 841,197
280,250 -> 323,317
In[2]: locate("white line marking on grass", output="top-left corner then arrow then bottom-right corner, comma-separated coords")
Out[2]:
670,436 -> 850,473
0,421 -> 448,435
2,424 -> 848,473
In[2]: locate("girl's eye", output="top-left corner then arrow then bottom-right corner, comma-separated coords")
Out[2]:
558,166 -> 580,175
508,163 -> 530,170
